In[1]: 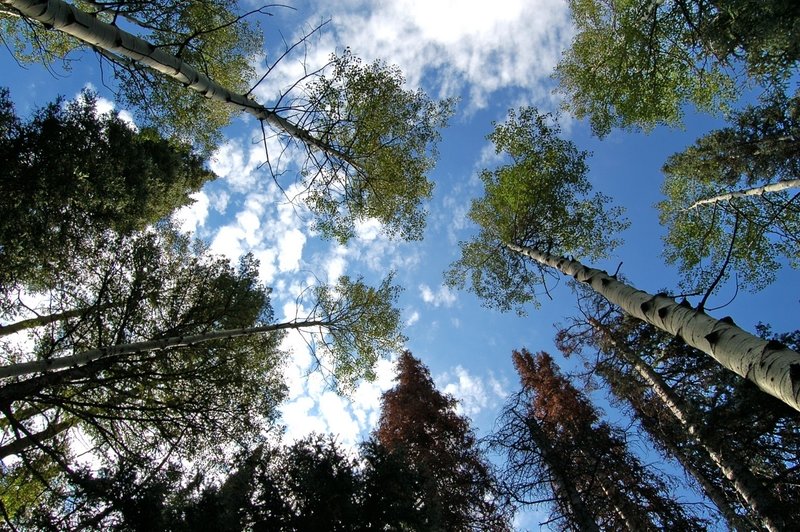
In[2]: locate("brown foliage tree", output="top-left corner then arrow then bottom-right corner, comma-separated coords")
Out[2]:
375,351 -> 510,531
492,349 -> 705,531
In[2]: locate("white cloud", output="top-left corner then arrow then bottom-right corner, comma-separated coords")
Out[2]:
209,139 -> 270,192
307,0 -> 573,110
441,365 -> 489,416
276,228 -> 306,272
439,366 -> 508,417
419,283 -> 457,307
173,191 -> 210,234
406,310 -> 420,326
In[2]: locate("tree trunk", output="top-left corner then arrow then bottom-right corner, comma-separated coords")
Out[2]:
592,320 -> 782,532
525,418 -> 600,532
688,179 -> 800,210
505,242 -> 800,414
0,417 -> 74,458
0,319 -> 328,379
655,428 -> 754,532
0,304 -> 114,337
1,0 -> 357,165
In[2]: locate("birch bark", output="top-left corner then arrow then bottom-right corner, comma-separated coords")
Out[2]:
0,319 -> 327,379
505,242 -> 800,413
0,0 -> 357,165
687,179 -> 800,210
593,320 -> 784,532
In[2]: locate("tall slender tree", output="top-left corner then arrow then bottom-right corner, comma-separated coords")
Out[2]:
492,349 -> 704,530
375,351 -> 511,531
555,288 -> 798,531
1,0 -> 453,241
659,90 -> 800,293
447,107 -> 800,412
0,223 -> 406,525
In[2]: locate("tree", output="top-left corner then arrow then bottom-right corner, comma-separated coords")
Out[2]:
0,88 -> 214,290
554,0 -> 734,136
25,432 -> 437,530
1,0 -> 262,153
0,223 -> 406,526
446,107 -> 628,314
492,349 -> 704,530
555,289 -> 797,531
375,351 -> 511,531
659,90 -> 800,293
554,0 -> 800,136
447,107 -> 800,412
1,0 -> 453,241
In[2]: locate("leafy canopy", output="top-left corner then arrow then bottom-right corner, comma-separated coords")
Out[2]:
555,0 -> 736,137
0,88 -> 214,291
658,91 -> 800,293
446,107 -> 628,313
304,50 -> 454,243
1,0 -> 262,153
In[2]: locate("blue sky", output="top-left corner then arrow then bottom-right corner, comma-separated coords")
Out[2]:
3,0 -> 799,528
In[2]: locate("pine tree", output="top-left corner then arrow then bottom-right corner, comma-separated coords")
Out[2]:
492,349 -> 705,531
375,351 -> 510,531
555,294 -> 800,532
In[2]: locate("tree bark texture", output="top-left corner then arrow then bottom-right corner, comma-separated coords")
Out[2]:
0,319 -> 327,379
1,0 -> 353,163
593,321 -> 783,532
688,179 -> 800,210
506,242 -> 800,413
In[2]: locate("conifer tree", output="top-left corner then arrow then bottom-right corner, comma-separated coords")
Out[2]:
375,351 -> 510,531
555,293 -> 800,532
492,349 -> 705,531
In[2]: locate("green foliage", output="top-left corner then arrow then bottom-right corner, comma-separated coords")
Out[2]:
0,88 -> 214,291
31,434 -> 437,530
0,223 -> 287,505
698,0 -> 800,83
1,0 -> 262,153
555,0 -> 736,137
658,91 -> 800,293
305,50 -> 454,242
314,274 -> 406,391
446,107 -> 628,313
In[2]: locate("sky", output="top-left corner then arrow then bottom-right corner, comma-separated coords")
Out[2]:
2,0 -> 799,529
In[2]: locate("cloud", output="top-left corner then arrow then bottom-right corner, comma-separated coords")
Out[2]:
306,0 -> 573,110
276,228 -> 306,272
419,283 -> 457,307
441,365 -> 489,416
406,310 -> 420,326
439,366 -> 507,417
173,191 -> 210,234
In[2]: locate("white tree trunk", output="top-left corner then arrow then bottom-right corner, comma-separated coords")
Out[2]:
0,304 -> 114,337
0,319 -> 327,379
594,321 -> 783,532
1,0 -> 353,163
688,179 -> 800,210
506,242 -> 800,413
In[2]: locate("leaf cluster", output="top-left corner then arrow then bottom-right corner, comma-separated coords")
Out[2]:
447,107 -> 628,314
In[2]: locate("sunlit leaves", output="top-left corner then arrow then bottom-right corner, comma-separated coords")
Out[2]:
313,274 -> 405,391
447,107 -> 628,313
304,50 -> 454,243
555,0 -> 736,137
